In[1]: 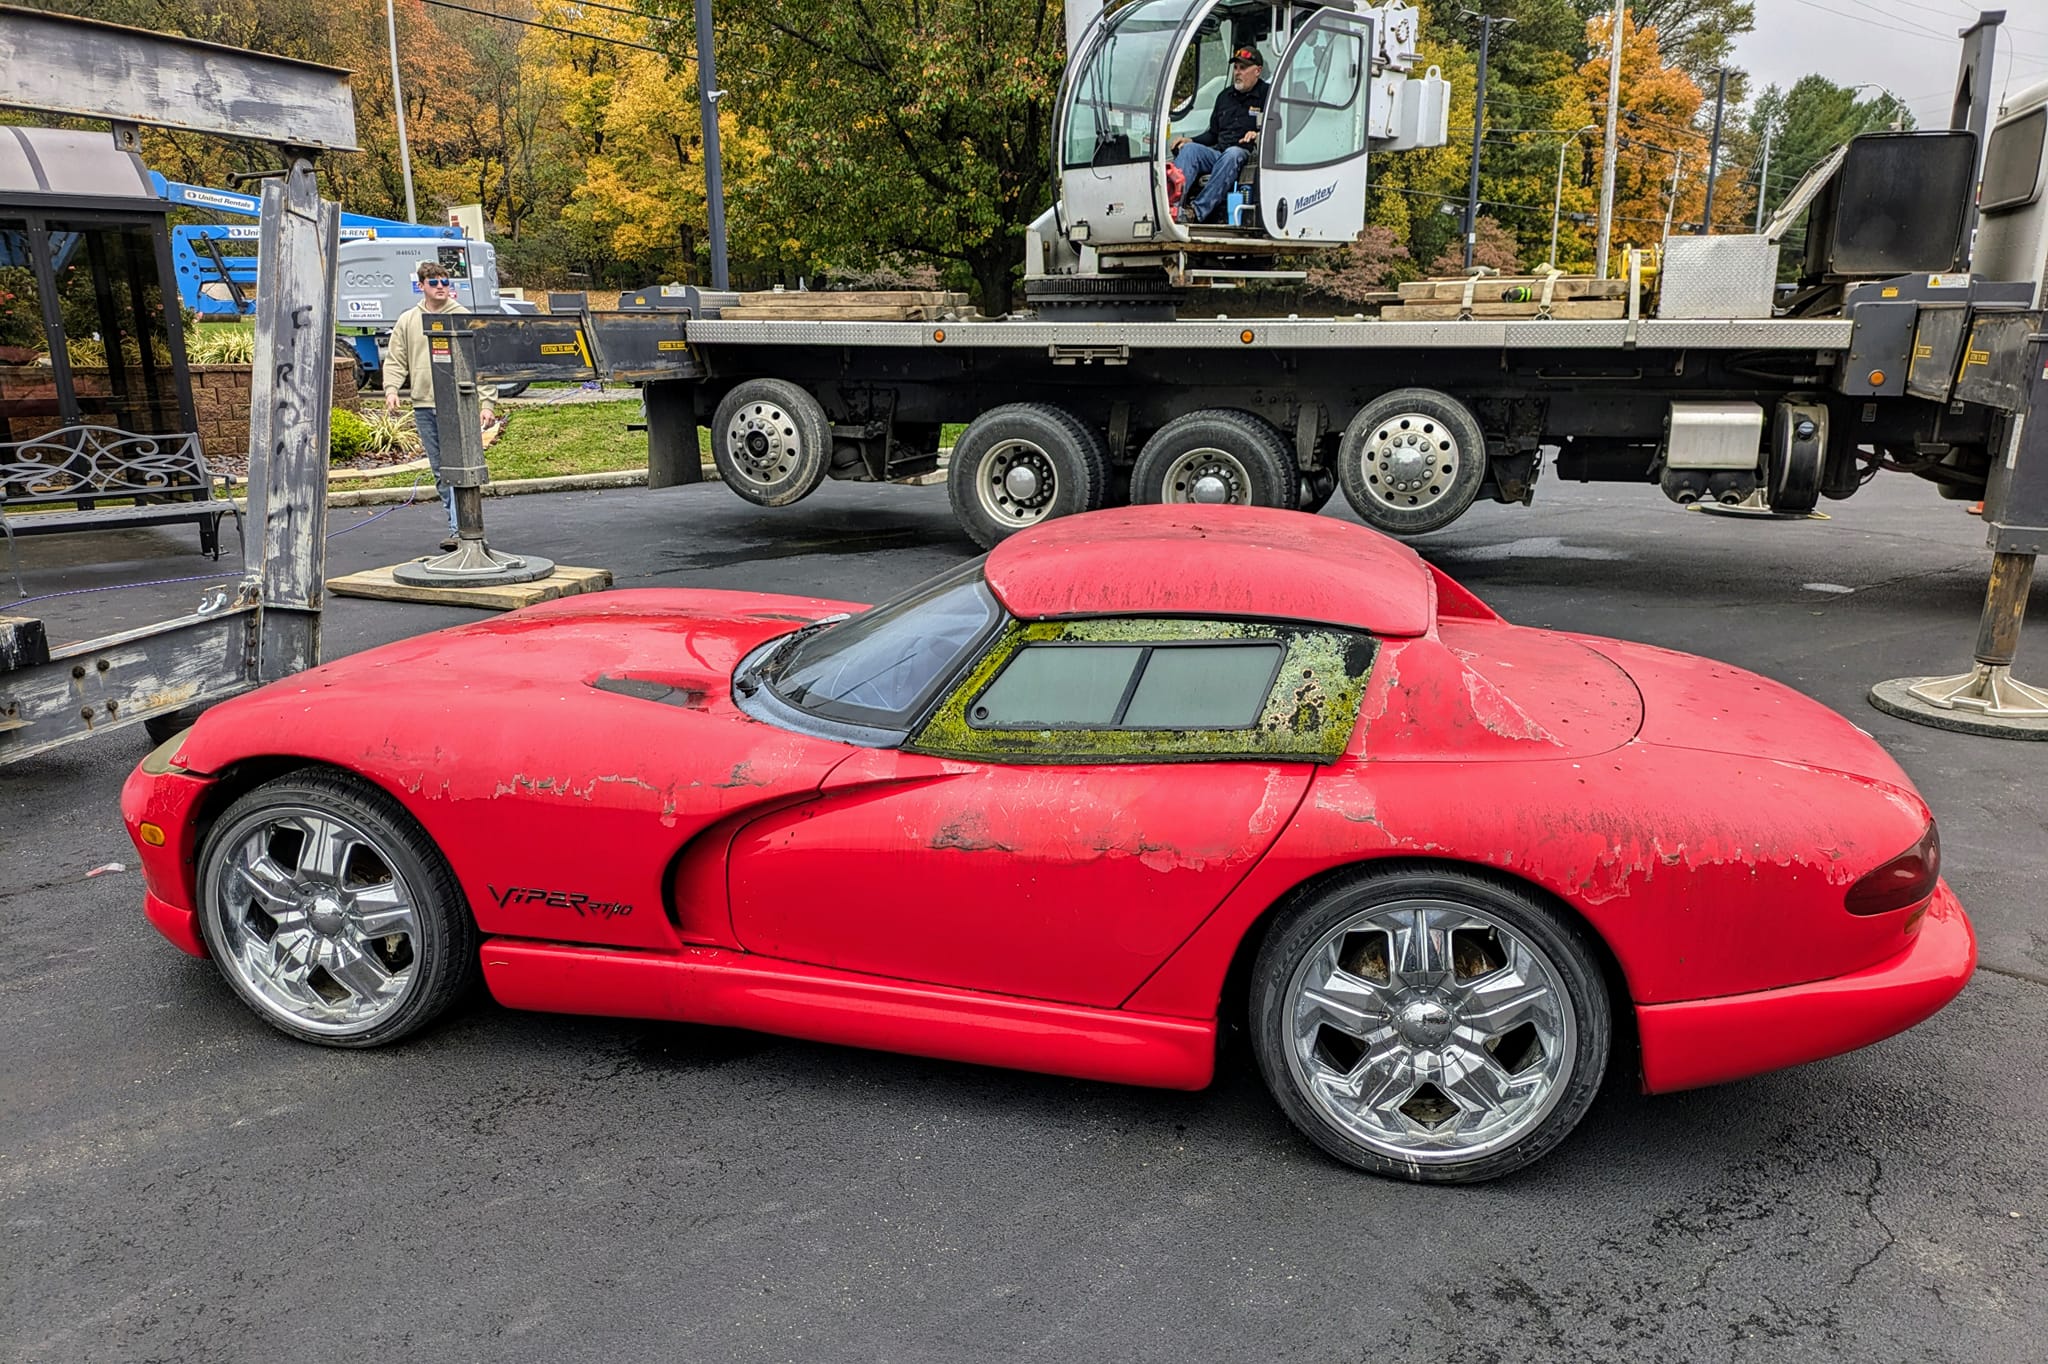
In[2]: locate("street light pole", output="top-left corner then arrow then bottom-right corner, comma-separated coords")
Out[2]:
385,0 -> 418,224
1594,0 -> 1624,277
1754,125 -> 1773,232
1549,123 -> 1600,268
1702,67 -> 1727,234
694,0 -> 729,289
1663,149 -> 1684,242
1462,12 -> 1509,270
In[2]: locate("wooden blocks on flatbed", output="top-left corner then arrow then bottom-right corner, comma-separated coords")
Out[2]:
1381,275 -> 1629,321
716,290 -> 978,322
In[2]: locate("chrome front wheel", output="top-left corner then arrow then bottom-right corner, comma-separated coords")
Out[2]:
197,771 -> 477,1047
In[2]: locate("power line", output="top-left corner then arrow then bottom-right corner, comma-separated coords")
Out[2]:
1781,0 -> 1946,41
419,0 -> 681,55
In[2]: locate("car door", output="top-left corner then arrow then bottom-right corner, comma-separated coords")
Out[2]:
725,616 -> 1374,1008
1257,7 -> 1374,242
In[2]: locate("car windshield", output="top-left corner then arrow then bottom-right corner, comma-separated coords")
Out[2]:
762,558 -> 1002,730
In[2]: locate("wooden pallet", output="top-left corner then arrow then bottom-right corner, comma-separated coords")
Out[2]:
1380,298 -> 1628,321
1397,275 -> 1627,303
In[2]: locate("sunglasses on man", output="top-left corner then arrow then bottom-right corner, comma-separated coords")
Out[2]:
422,277 -> 456,288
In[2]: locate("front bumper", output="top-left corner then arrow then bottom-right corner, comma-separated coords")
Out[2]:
121,758 -> 214,960
1636,880 -> 1975,1093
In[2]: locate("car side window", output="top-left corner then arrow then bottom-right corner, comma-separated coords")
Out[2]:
970,642 -> 1283,730
913,618 -> 1375,764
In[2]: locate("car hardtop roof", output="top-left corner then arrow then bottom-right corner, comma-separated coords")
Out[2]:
982,505 -> 1438,637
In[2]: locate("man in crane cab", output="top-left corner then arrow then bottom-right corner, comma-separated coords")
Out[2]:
1169,46 -> 1270,224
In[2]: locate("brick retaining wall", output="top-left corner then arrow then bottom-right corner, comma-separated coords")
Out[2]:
0,359 -> 357,463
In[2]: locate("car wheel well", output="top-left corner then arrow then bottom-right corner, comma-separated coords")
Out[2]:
1217,856 -> 1639,1075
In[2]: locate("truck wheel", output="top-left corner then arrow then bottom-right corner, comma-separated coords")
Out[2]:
1131,409 -> 1299,510
493,381 -> 530,399
712,379 -> 832,507
1338,389 -> 1487,535
947,404 -> 1108,549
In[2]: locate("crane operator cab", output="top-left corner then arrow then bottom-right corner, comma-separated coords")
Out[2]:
1049,0 -> 1448,277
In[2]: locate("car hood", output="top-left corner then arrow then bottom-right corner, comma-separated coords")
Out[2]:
171,588 -> 866,776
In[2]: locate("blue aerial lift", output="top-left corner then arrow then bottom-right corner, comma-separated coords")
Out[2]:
153,173 -> 532,389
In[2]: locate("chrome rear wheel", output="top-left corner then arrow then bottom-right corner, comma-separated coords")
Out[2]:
1252,868 -> 1610,1182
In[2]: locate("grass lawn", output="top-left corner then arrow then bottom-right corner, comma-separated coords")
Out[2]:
340,402 -> 969,489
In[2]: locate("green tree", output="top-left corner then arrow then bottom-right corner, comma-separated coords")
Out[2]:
661,0 -> 1065,313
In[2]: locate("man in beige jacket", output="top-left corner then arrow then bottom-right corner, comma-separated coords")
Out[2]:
383,260 -> 466,550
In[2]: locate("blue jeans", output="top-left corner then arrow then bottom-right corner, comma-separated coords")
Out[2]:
1173,142 -> 1250,223
412,405 -> 457,531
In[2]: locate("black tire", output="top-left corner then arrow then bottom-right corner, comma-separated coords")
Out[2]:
493,381 -> 530,399
1130,408 -> 1299,510
1249,865 -> 1611,1184
195,769 -> 479,1049
712,378 -> 833,507
1298,467 -> 1337,514
1337,389 -> 1488,535
947,403 -> 1109,549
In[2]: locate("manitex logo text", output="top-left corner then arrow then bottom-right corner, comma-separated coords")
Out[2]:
1293,183 -> 1336,214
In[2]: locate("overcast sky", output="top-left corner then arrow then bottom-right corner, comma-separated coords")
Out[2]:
1729,0 -> 2048,126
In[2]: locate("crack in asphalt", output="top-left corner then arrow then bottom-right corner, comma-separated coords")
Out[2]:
1977,961 -> 2048,989
1844,1143 -> 1899,1291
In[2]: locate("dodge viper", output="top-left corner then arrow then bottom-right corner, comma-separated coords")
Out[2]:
122,506 -> 1975,1182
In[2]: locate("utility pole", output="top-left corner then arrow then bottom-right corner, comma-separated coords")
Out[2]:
694,0 -> 729,289
1594,0 -> 1624,276
385,0 -> 418,224
1753,125 -> 1773,232
1701,67 -> 1727,234
1462,12 -> 1510,269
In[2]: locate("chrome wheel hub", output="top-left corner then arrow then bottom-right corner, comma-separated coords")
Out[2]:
1162,447 -> 1250,505
977,439 -> 1058,528
209,809 -> 422,1036
724,402 -> 803,484
1282,901 -> 1575,1163
1363,415 -> 1460,510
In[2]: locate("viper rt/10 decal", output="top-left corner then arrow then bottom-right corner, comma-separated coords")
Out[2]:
490,885 -> 633,918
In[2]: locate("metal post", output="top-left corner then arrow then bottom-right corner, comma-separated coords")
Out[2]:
393,324 -> 555,587
1701,68 -> 1727,234
695,0 -> 729,290
385,0 -> 418,224
246,159 -> 341,678
1594,0 -> 1624,278
1461,14 -> 1500,271
1753,126 -> 1772,233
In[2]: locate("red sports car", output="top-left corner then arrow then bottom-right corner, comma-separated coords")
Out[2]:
122,507 -> 1974,1182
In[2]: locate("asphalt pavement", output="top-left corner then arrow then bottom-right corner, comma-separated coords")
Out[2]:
3,472 -> 2044,1363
